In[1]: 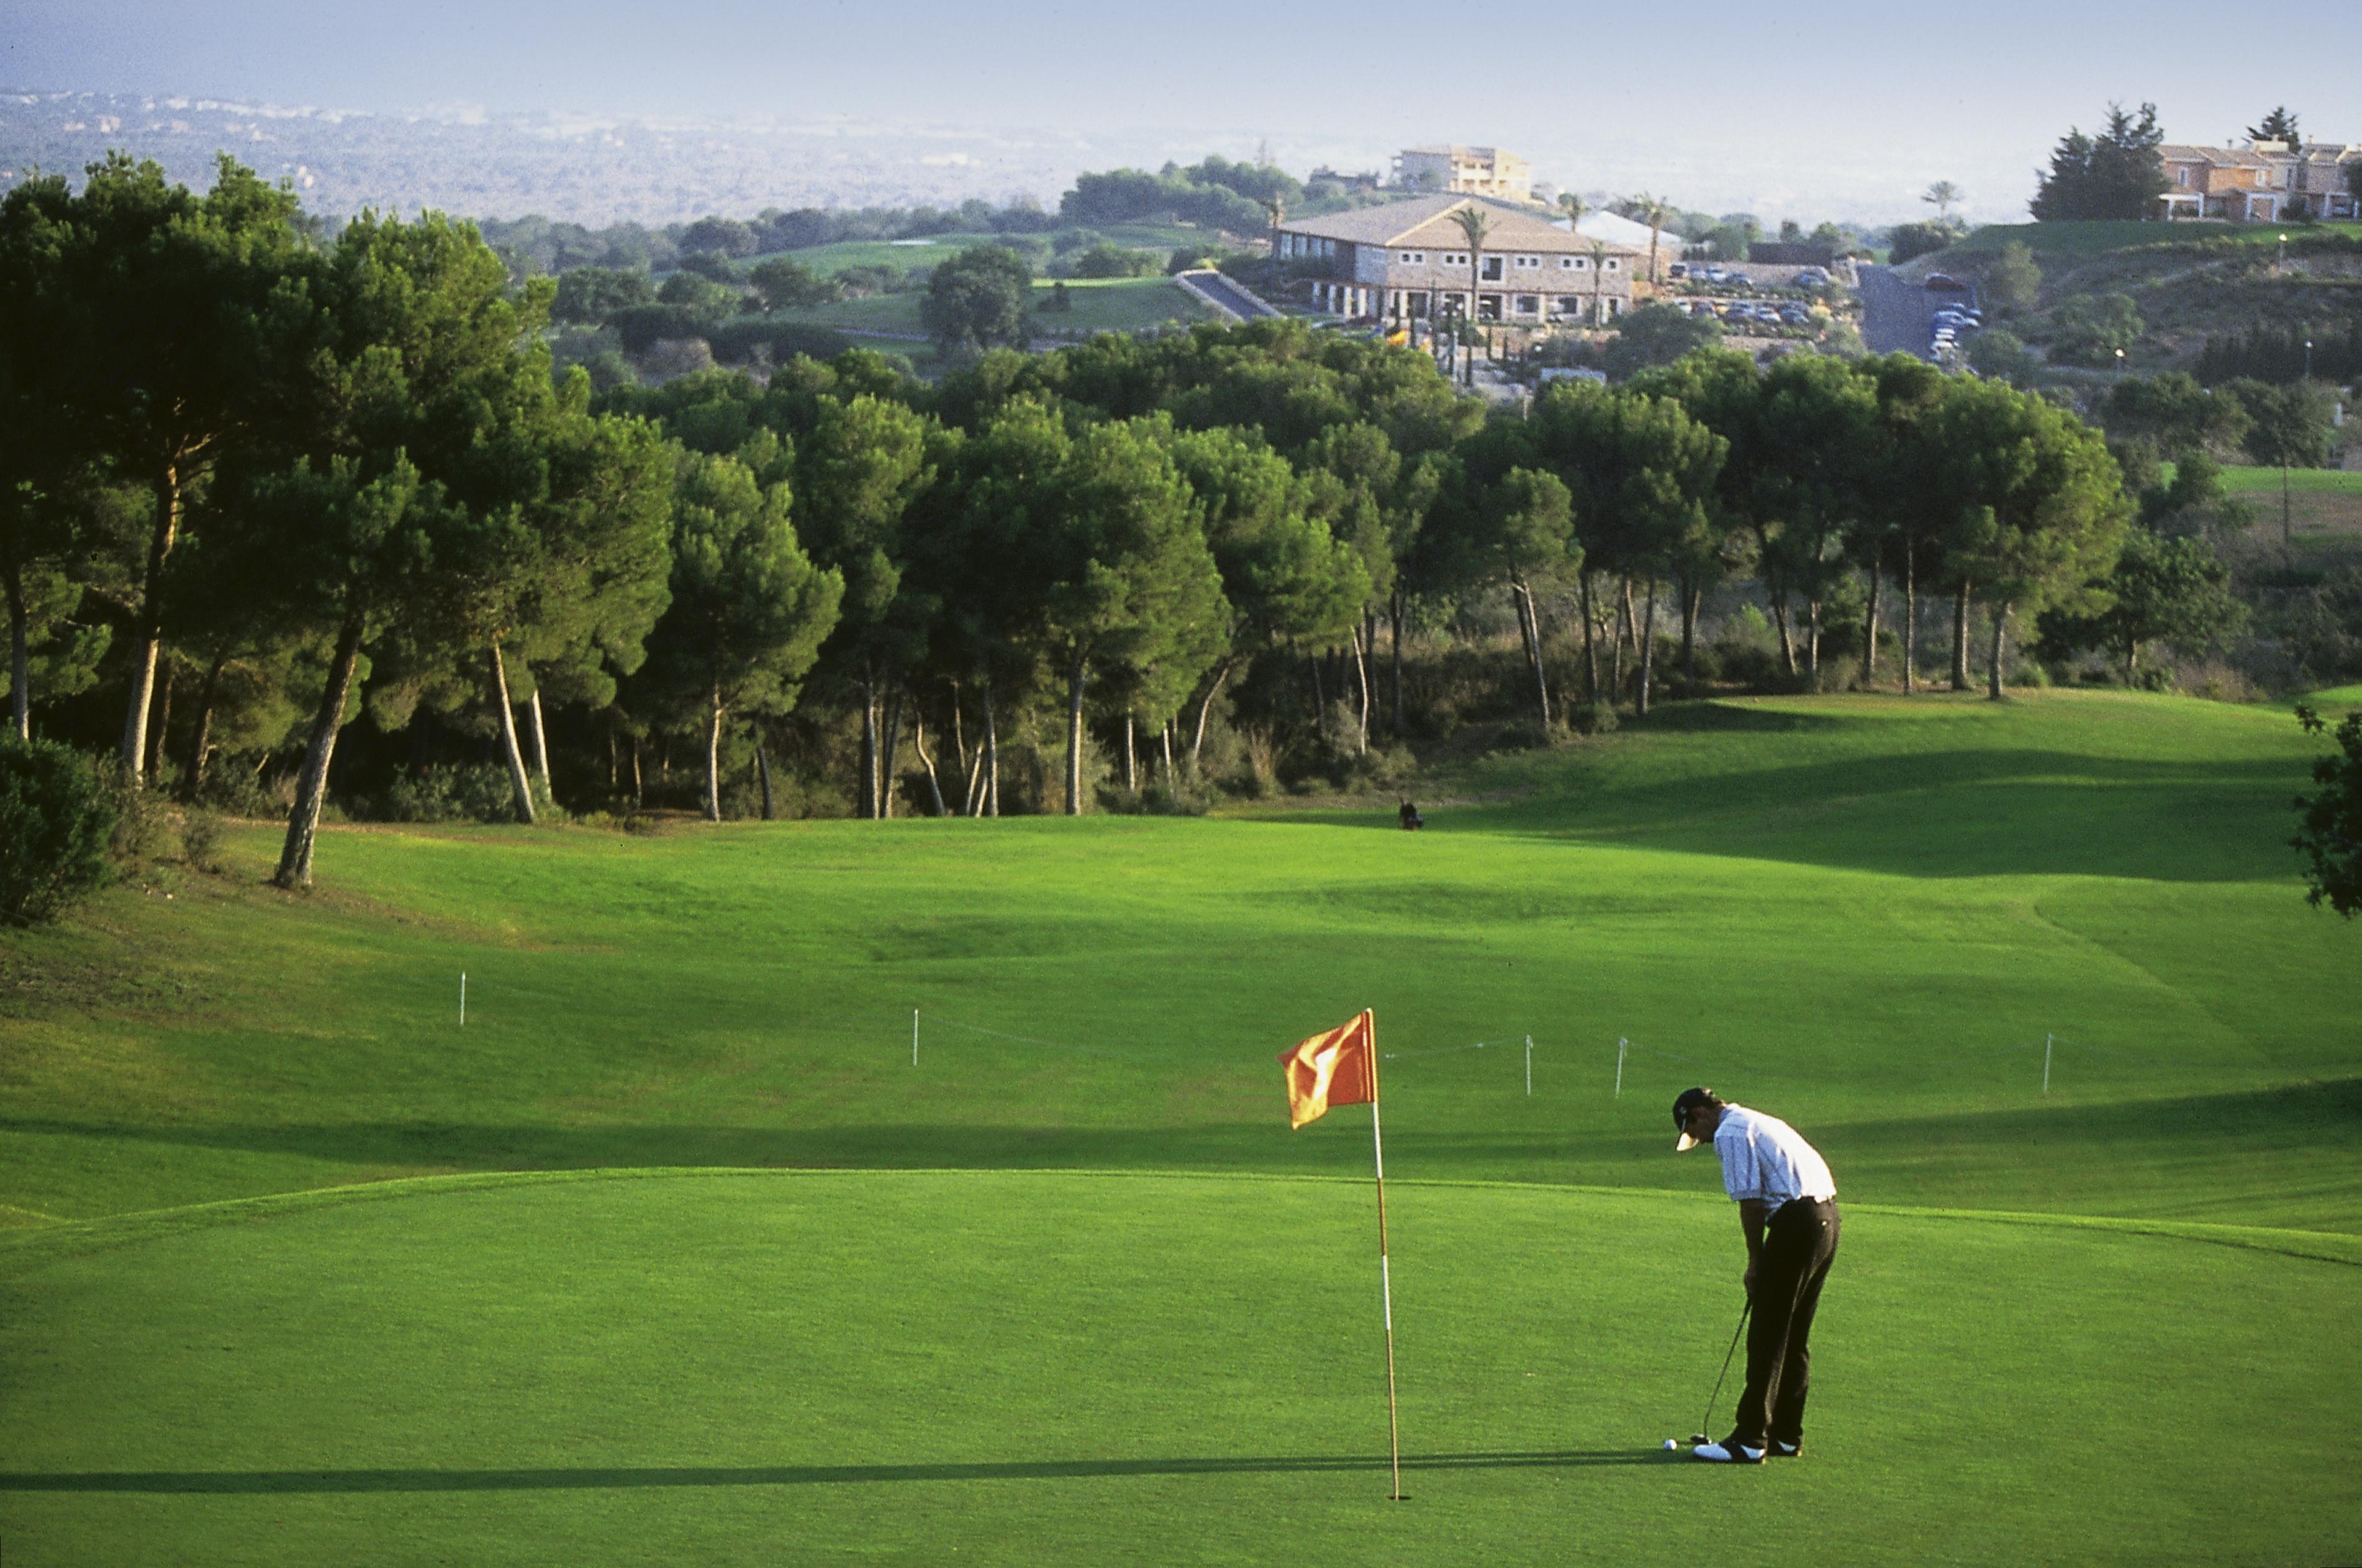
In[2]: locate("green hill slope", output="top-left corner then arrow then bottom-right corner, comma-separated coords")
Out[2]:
3,689 -> 2351,1231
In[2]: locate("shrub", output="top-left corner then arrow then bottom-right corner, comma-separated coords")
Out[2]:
179,808 -> 225,873
0,737 -> 116,926
98,759 -> 175,865
1567,700 -> 1620,736
370,764 -> 526,824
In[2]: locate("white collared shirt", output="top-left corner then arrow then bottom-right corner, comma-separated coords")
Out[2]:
1713,1106 -> 1835,1216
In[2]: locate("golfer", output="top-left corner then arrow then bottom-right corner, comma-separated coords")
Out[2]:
1673,1086 -> 1839,1464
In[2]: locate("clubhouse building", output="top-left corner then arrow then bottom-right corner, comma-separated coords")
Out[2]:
1272,194 -> 1644,326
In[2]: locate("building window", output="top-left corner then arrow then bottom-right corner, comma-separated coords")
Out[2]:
1477,294 -> 1502,320
1604,259 -> 1621,272
1480,256 -> 1505,281
1442,252 -> 1468,267
1571,257 -> 1590,271
1516,255 -> 1540,269
1399,251 -> 1426,264
1514,294 -> 1541,315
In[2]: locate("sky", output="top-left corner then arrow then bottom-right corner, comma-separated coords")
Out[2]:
6,0 -> 2355,223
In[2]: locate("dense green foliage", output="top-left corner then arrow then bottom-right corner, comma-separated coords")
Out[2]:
2292,702 -> 2362,915
0,734 -> 113,924
2029,102 -> 2169,222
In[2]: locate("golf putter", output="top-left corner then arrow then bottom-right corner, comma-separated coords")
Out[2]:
1688,1300 -> 1751,1446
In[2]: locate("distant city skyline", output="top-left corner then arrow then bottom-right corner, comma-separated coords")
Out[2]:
6,0 -> 2355,223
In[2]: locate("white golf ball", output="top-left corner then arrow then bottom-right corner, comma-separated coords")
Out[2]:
1663,1438 -> 1678,1451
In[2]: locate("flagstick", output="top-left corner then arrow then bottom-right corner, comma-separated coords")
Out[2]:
1367,1012 -> 1405,1501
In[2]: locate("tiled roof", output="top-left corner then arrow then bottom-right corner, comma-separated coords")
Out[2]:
1277,194 -> 1632,253
2159,143 -> 2276,168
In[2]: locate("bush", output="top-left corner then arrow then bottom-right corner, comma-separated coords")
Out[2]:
0,737 -> 115,926
1567,700 -> 1619,736
706,319 -> 853,365
99,759 -> 175,865
179,808 -> 225,873
1888,222 -> 1959,264
370,764 -> 526,824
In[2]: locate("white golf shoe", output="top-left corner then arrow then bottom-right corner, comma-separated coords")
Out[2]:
1690,1440 -> 1764,1464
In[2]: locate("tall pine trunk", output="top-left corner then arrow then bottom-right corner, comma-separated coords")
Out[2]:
1580,572 -> 1599,702
915,716 -> 946,816
1350,622 -> 1371,753
1680,579 -> 1701,685
754,728 -> 775,821
1903,547 -> 1918,695
1123,714 -> 1138,791
488,644 -> 538,824
274,611 -> 365,888
1390,586 -> 1406,739
702,688 -> 725,821
1637,582 -> 1658,717
527,686 -> 553,786
630,736 -> 643,809
982,674 -> 1000,818
146,656 -> 174,779
878,689 -> 903,820
6,560 -> 28,741
120,461 -> 186,782
1063,646 -> 1087,816
183,654 -> 226,800
1950,581 -> 1972,691
1190,659 -> 1233,774
1861,561 -> 1883,687
1161,721 -> 1175,790
858,674 -> 879,819
1987,603 -> 2012,700
1772,595 -> 1798,677
1805,598 -> 1822,690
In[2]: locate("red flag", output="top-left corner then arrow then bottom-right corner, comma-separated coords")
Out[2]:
1278,1009 -> 1377,1129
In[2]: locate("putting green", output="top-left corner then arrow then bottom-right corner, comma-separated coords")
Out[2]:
1,1169 -> 2355,1566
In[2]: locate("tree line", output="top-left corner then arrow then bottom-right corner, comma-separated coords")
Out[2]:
5,158 -> 2171,891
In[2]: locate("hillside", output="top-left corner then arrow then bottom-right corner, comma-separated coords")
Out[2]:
4,688 -> 2350,1228
1901,220 -> 2362,370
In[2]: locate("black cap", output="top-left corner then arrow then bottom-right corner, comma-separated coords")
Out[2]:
1672,1087 -> 1717,1151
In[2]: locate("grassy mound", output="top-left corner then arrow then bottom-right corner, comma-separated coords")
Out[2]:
2,1169 -> 2354,1567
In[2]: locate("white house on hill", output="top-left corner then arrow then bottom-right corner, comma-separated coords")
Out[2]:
1273,194 -> 1643,325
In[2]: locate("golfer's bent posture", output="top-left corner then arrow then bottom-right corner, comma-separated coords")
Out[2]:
1673,1086 -> 1839,1464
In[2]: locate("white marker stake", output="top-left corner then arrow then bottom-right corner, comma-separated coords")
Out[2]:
1616,1037 -> 1627,1098
912,1009 -> 920,1067
2043,1034 -> 2052,1096
1524,1035 -> 1533,1097
459,972 -> 466,1028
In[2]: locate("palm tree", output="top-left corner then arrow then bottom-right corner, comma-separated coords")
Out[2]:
1450,202 -> 1493,332
1589,240 -> 1611,324
1625,191 -> 1670,286
1922,181 -> 1963,225
1558,191 -> 1587,230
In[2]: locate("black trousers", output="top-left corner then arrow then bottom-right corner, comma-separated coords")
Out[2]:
1731,1197 -> 1839,1448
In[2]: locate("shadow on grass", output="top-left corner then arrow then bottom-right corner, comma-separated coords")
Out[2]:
1377,745 -> 2300,883
0,1448 -> 1665,1492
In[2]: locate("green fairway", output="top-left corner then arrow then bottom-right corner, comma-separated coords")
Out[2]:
3,1170 -> 2354,1567
769,277 -> 1211,341
3,687 -> 2357,1563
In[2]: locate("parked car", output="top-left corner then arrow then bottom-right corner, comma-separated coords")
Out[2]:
1667,263 -> 1690,279
1924,273 -> 1968,291
1780,305 -> 1814,325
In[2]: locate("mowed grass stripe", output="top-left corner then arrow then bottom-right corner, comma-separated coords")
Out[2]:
0,1169 -> 2353,1567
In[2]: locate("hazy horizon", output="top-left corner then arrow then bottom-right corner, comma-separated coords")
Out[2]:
7,1 -> 2356,225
